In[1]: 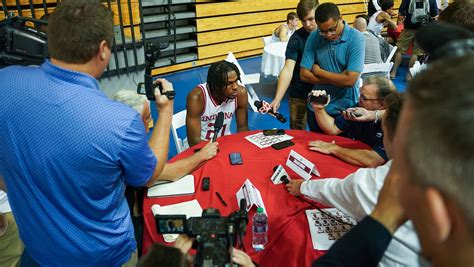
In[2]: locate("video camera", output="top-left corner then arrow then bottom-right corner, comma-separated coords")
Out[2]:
136,41 -> 175,101
0,15 -> 48,67
155,199 -> 249,267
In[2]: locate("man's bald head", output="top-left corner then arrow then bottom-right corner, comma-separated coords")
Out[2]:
354,17 -> 367,32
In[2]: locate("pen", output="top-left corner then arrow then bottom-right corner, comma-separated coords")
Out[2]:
215,192 -> 227,207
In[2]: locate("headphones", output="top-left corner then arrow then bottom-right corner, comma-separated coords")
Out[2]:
430,38 -> 474,61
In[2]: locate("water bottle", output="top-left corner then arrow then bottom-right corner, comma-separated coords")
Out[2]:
252,207 -> 268,251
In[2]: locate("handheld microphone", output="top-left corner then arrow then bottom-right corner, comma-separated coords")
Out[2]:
212,112 -> 224,142
254,100 -> 287,123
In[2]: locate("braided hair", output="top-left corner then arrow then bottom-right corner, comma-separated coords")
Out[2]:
207,61 -> 241,101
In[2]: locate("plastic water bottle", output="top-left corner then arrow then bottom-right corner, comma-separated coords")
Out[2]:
252,207 -> 268,251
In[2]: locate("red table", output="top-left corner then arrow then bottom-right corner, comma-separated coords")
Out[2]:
142,130 -> 367,267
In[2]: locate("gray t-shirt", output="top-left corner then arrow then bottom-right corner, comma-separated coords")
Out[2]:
363,31 -> 383,64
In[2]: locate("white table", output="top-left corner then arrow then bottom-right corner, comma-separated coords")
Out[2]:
261,41 -> 288,77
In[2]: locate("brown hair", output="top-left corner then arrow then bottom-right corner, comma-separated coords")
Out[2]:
296,0 -> 319,20
287,12 -> 298,22
439,1 -> 474,32
382,93 -> 403,141
47,0 -> 114,64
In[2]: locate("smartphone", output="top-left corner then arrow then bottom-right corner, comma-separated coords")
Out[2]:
335,107 -> 362,117
263,129 -> 285,136
229,152 -> 243,165
201,177 -> 210,191
271,140 -> 295,150
308,94 -> 329,105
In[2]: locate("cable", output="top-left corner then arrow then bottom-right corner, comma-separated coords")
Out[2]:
296,196 -> 357,227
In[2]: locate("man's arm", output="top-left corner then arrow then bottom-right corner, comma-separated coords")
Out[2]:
270,59 -> 296,112
309,140 -> 386,167
146,79 -> 174,187
158,141 -> 219,181
309,91 -> 343,135
235,86 -> 249,132
286,162 -> 390,220
277,25 -> 290,42
312,164 -> 405,267
312,68 -> 360,88
186,87 -> 206,147
380,12 -> 398,30
0,176 -> 5,191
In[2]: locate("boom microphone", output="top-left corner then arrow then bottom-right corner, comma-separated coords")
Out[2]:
212,112 -> 224,142
254,100 -> 287,123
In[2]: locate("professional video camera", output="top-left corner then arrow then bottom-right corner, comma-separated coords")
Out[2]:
155,199 -> 249,267
0,15 -> 48,67
136,41 -> 175,101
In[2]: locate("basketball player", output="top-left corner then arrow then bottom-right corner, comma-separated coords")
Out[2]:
186,61 -> 249,147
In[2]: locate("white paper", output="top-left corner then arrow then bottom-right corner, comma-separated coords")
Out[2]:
305,208 -> 357,250
147,175 -> 195,197
151,199 -> 203,242
245,132 -> 293,149
270,164 -> 291,185
286,150 -> 316,180
236,179 -> 267,214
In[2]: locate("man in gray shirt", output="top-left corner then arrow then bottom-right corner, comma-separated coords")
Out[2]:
354,17 -> 383,64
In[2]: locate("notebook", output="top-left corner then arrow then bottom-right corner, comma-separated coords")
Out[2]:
147,174 -> 195,197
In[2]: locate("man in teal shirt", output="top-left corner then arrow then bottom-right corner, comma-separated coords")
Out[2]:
300,2 -> 365,132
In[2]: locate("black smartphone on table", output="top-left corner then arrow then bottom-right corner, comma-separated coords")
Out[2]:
229,152 -> 243,165
271,140 -> 295,150
263,129 -> 285,136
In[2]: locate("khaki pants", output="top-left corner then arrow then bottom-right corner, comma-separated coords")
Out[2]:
289,97 -> 308,130
122,249 -> 138,267
0,212 -> 24,267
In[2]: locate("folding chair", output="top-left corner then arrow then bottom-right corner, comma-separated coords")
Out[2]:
225,52 -> 261,112
171,110 -> 189,154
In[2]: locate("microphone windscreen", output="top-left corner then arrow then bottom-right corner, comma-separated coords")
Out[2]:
215,112 -> 224,129
254,100 -> 262,109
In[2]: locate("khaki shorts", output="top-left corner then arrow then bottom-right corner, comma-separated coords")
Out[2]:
289,97 -> 308,130
396,29 -> 423,56
0,212 -> 24,267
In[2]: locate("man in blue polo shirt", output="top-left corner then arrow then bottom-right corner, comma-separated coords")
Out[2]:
269,0 -> 318,130
0,1 -> 174,266
307,76 -> 396,167
300,2 -> 365,132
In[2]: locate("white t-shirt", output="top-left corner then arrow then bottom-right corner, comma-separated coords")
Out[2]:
198,83 -> 236,141
301,160 -> 429,267
0,190 -> 11,213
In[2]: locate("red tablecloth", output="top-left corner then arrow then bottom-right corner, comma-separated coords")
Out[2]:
142,130 -> 367,267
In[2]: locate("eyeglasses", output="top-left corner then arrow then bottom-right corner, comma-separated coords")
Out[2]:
359,94 -> 382,102
318,19 -> 340,36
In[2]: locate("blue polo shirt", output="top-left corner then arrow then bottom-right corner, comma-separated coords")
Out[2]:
301,21 -> 365,116
0,61 -> 157,266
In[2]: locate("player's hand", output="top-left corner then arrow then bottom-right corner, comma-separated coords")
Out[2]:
196,141 -> 219,161
231,248 -> 255,267
309,90 -> 330,111
285,179 -> 304,196
153,78 -> 174,114
174,234 -> 194,254
270,99 -> 281,113
308,140 -> 336,155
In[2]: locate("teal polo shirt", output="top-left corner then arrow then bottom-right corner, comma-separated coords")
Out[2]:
301,21 -> 365,116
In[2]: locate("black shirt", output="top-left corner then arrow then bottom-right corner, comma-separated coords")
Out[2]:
285,27 -> 314,99
399,0 -> 439,30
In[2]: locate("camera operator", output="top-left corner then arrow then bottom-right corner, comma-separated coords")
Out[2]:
0,0 -> 174,266
140,235 -> 256,267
